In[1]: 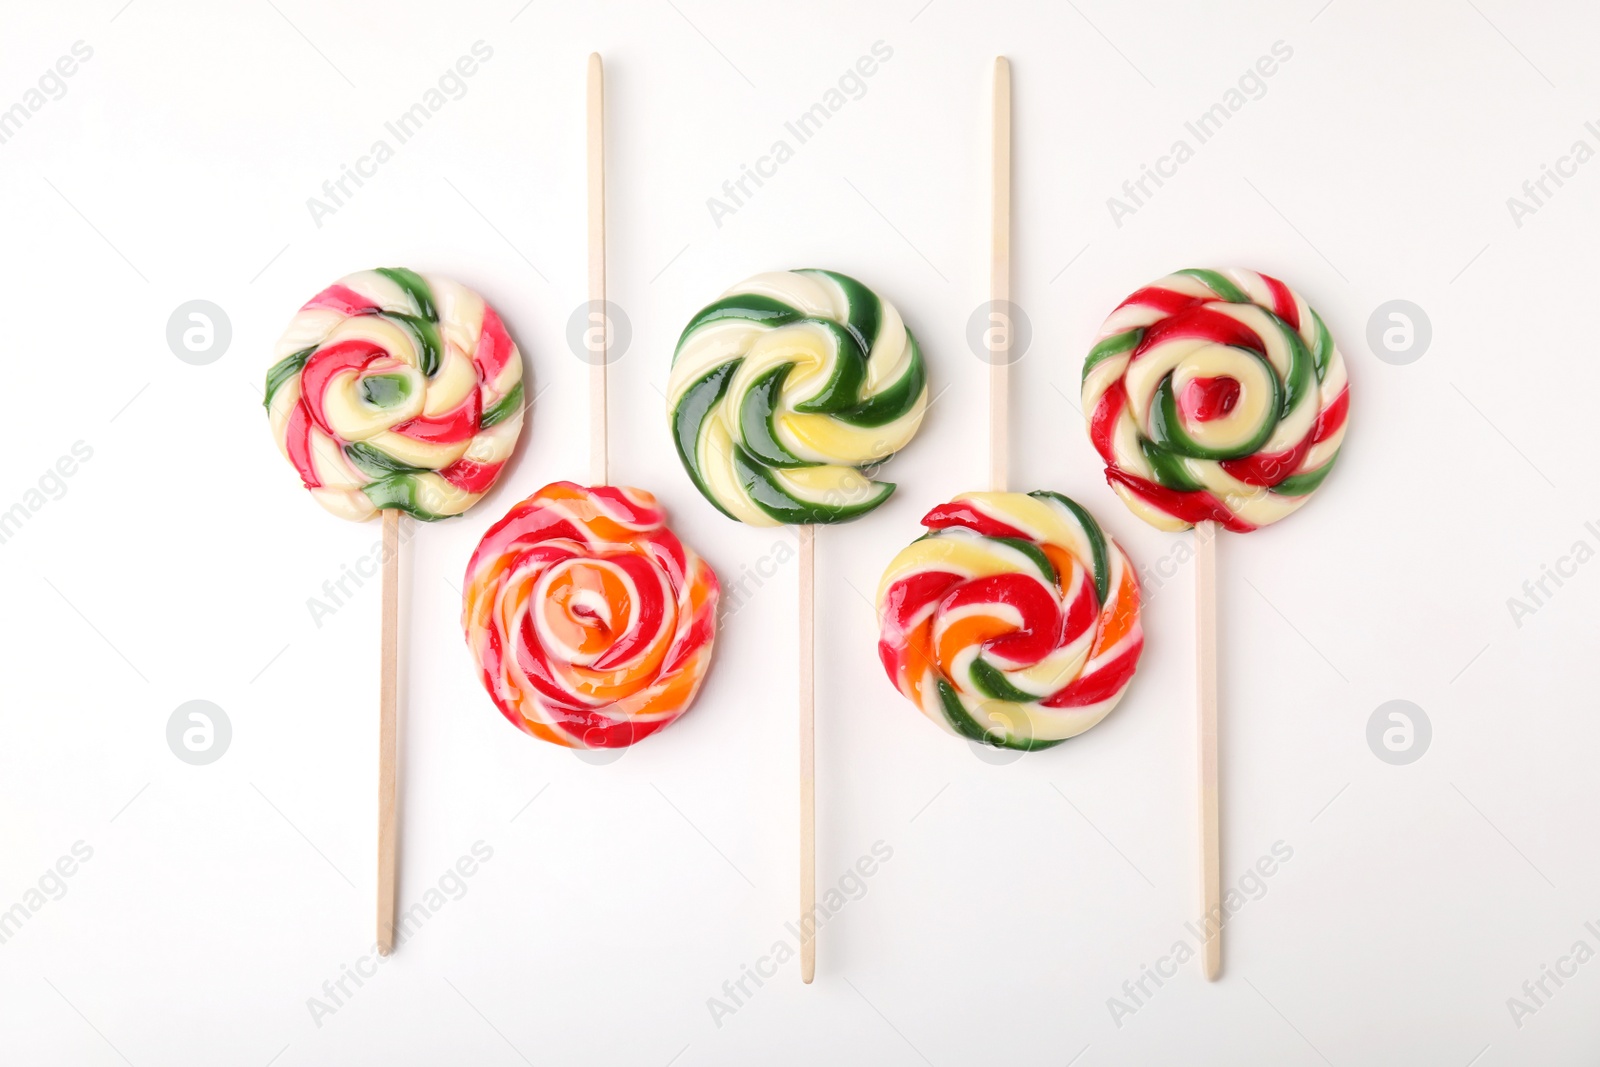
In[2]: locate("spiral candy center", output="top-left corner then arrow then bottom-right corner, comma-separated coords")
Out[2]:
877,491 -> 1144,750
266,268 -> 525,523
1082,268 -> 1349,532
667,269 -> 929,527
463,483 -> 719,749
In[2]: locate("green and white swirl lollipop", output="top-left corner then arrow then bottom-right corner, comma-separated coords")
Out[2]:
666,268 -> 929,983
667,269 -> 929,525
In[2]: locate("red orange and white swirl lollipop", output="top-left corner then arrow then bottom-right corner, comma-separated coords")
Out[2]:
463,482 -> 718,749
461,56 -> 721,757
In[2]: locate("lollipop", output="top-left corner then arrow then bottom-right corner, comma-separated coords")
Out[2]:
1082,266 -> 1349,979
463,482 -> 719,748
266,268 -> 524,521
877,59 -> 1145,756
265,267 -> 525,954
877,491 -> 1143,749
1081,267 -> 1348,531
667,268 -> 929,525
463,56 -> 721,753
668,267 -> 930,982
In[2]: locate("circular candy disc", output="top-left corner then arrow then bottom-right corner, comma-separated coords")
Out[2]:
463,482 -> 720,749
666,269 -> 929,526
1082,268 -> 1349,532
877,491 -> 1144,749
266,268 -> 525,522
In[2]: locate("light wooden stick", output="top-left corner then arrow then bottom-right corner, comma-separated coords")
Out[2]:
587,52 -> 608,486
989,56 -> 1011,494
376,507 -> 400,955
799,523 -> 816,984
1195,520 -> 1220,979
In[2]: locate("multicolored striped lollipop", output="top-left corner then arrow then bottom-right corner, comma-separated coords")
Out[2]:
877,491 -> 1144,749
462,482 -> 720,749
266,268 -> 525,521
1081,267 -> 1348,532
264,267 -> 526,958
1081,266 -> 1350,981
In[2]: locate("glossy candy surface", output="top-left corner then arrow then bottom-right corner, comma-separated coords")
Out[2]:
266,268 -> 524,522
877,491 -> 1144,749
667,269 -> 928,526
462,482 -> 720,749
1082,268 -> 1349,532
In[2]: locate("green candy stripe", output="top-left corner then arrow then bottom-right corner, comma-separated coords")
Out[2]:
671,362 -> 739,521
936,678 -> 995,743
362,268 -> 441,376
738,364 -> 809,468
375,267 -> 437,322
344,442 -> 425,478
730,442 -> 893,524
673,294 -> 803,355
1273,315 -> 1314,418
1138,436 -> 1205,493
1271,454 -> 1338,496
969,659 -> 1039,704
264,347 -> 314,408
1082,329 -> 1140,383
1029,490 -> 1111,605
360,473 -> 450,521
1177,267 -> 1248,304
789,320 -> 866,415
1308,308 -> 1333,383
936,678 -> 1066,752
836,330 -> 926,428
480,380 -> 524,429
803,269 -> 881,358
991,536 -> 1056,587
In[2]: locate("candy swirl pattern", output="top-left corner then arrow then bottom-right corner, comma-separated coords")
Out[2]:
1081,268 -> 1349,532
462,482 -> 720,749
667,269 -> 928,526
877,491 -> 1144,749
266,268 -> 525,522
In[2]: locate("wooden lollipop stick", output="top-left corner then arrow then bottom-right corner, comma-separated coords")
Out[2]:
587,52 -> 609,486
1195,519 -> 1220,979
376,507 -> 400,954
799,523 -> 816,983
989,56 -> 1011,494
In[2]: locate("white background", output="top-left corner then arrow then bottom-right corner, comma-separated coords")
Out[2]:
0,0 -> 1594,1063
